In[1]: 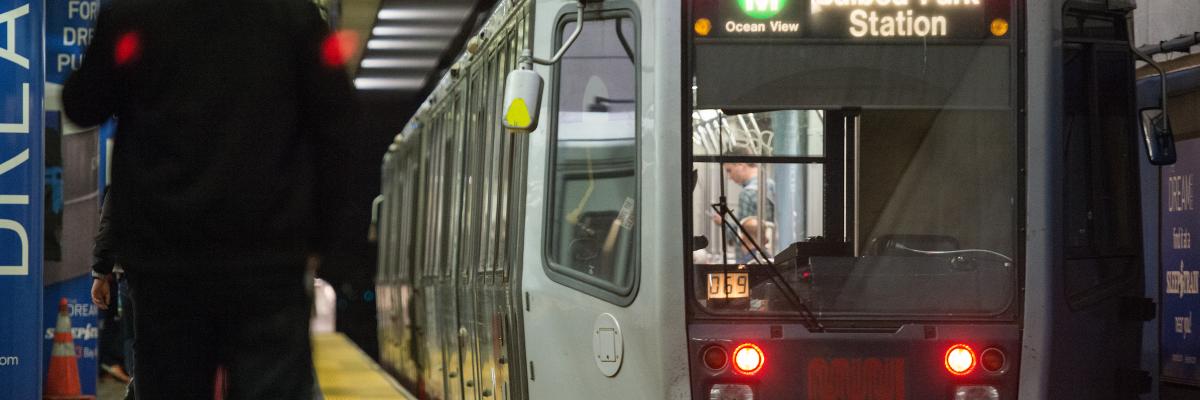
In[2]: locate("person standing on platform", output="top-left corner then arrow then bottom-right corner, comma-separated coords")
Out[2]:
91,189 -> 136,399
63,1 -> 358,398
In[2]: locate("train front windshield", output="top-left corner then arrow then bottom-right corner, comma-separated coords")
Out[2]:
689,0 -> 1018,319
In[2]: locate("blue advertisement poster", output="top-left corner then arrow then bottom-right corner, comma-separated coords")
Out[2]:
42,0 -> 102,395
1162,138 -> 1200,386
0,1 -> 45,399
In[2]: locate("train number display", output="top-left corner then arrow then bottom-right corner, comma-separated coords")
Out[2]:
707,272 -> 749,299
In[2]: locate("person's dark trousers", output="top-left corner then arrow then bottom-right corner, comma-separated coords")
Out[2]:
126,266 -> 313,400
98,275 -> 125,368
117,275 -> 136,400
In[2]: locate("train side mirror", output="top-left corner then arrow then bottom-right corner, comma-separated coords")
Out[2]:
1140,107 -> 1177,166
501,66 -> 543,134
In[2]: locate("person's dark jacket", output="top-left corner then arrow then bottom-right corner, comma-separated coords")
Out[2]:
63,0 -> 357,274
92,190 -> 116,278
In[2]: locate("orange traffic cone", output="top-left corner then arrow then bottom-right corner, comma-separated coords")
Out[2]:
44,298 -> 94,400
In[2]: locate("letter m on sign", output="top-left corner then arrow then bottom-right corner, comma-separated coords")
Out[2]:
0,150 -> 29,276
746,0 -> 780,12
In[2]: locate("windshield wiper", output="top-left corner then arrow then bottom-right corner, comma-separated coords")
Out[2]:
712,201 -> 825,332
893,243 -> 1013,263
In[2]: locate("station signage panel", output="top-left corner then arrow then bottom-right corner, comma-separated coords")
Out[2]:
694,0 -> 1006,40
1163,138 -> 1200,386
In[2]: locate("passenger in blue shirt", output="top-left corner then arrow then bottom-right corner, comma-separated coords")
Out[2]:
712,145 -> 775,261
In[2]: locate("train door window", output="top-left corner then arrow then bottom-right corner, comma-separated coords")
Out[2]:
505,26 -> 529,279
388,173 -> 399,281
494,46 -> 514,277
1061,12 -> 1141,308
420,132 -> 434,280
465,66 -> 483,276
544,11 -> 640,304
486,54 -> 504,274
396,162 -> 410,280
481,55 -> 499,274
442,109 -> 459,278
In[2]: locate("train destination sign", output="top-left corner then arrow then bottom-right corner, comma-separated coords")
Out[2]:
696,0 -> 1002,40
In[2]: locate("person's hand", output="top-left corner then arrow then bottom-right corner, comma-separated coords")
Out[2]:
91,277 -> 111,310
307,254 -> 322,272
711,212 -> 722,225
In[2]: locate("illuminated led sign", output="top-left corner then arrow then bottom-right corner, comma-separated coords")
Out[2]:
698,0 -> 1003,40
739,0 -> 788,19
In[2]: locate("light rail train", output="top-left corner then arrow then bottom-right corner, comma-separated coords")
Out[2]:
372,0 -> 1166,398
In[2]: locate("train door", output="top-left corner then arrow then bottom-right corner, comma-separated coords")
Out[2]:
436,101 -> 468,400
470,49 -> 501,400
460,66 -> 487,400
1046,3 -> 1150,398
410,127 -> 443,400
521,1 -> 689,398
396,150 -> 423,386
467,29 -> 528,400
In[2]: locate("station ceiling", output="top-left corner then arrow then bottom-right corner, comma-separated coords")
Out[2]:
342,0 -> 487,101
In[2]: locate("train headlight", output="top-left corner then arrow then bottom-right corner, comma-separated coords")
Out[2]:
953,385 -> 999,400
709,384 -> 753,400
732,343 -> 764,375
945,344 -> 976,376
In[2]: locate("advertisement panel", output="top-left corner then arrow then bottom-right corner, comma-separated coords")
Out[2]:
1163,138 -> 1200,386
0,1 -> 45,399
43,0 -> 102,394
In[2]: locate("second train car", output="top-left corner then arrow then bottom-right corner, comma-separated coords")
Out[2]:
373,0 -> 1163,398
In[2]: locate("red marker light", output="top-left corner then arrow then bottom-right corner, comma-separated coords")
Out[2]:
732,343 -> 764,375
115,31 -> 141,66
945,344 -> 976,376
321,30 -> 359,68
980,347 -> 1006,372
702,345 -> 727,370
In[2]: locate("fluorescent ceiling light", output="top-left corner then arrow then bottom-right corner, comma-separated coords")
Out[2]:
361,58 -> 440,69
372,26 -> 461,37
367,39 -> 447,50
377,8 -> 470,21
354,77 -> 426,90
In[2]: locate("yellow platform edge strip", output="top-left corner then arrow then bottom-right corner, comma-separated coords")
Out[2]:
314,333 -> 417,400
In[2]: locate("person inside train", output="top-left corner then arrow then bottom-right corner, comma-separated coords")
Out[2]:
736,216 -> 772,265
711,145 -> 776,261
63,1 -> 358,398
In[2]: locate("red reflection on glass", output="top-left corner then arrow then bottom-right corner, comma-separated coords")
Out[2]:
321,30 -> 359,68
115,31 -> 141,66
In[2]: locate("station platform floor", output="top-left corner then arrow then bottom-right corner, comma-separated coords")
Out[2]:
313,333 -> 415,400
97,333 -> 414,400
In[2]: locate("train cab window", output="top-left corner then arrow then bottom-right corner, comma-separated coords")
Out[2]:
544,14 -> 639,304
691,108 -> 1017,318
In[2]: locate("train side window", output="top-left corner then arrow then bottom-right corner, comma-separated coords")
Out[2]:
544,12 -> 640,305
